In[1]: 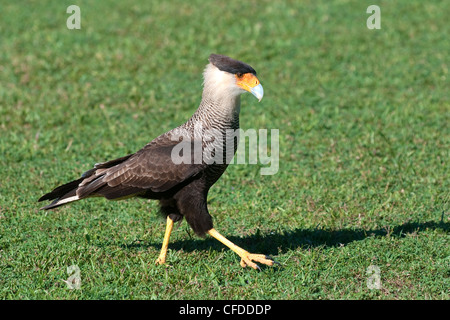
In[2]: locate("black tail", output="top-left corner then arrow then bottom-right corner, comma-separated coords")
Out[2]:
38,154 -> 134,210
38,178 -> 84,210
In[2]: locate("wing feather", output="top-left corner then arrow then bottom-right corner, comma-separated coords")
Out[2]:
81,138 -> 204,198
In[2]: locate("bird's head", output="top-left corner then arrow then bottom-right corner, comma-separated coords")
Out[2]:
203,54 -> 264,102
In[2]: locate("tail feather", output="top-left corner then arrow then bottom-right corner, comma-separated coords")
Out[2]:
38,154 -> 134,210
38,178 -> 83,210
39,190 -> 80,210
38,178 -> 83,202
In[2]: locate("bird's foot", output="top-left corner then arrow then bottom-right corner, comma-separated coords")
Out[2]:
239,252 -> 275,270
207,228 -> 277,271
155,255 -> 166,265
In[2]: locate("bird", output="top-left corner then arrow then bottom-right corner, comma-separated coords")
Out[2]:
39,54 -> 275,270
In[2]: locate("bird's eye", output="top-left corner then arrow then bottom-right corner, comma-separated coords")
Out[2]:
236,73 -> 243,78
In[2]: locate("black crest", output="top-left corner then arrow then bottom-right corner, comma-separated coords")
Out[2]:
209,54 -> 256,75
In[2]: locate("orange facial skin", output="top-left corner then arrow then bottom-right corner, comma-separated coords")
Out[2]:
236,73 -> 261,92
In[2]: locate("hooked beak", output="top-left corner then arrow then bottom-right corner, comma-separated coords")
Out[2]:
250,83 -> 264,102
236,73 -> 264,102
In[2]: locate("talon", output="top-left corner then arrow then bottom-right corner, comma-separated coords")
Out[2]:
239,253 -> 275,270
207,228 -> 276,270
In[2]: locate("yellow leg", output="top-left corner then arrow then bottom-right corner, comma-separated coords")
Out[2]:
155,216 -> 174,265
207,228 -> 275,270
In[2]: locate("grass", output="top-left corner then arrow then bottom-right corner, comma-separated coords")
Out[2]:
0,0 -> 448,299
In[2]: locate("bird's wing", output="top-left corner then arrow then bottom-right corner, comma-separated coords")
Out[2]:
76,138 -> 205,199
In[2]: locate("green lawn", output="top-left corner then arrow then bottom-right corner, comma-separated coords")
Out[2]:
0,0 -> 448,299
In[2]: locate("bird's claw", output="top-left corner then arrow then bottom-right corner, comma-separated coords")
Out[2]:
239,253 -> 276,270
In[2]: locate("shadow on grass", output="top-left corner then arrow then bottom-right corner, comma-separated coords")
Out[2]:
121,219 -> 448,256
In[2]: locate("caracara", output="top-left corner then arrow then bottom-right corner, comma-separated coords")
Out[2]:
39,54 -> 275,270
